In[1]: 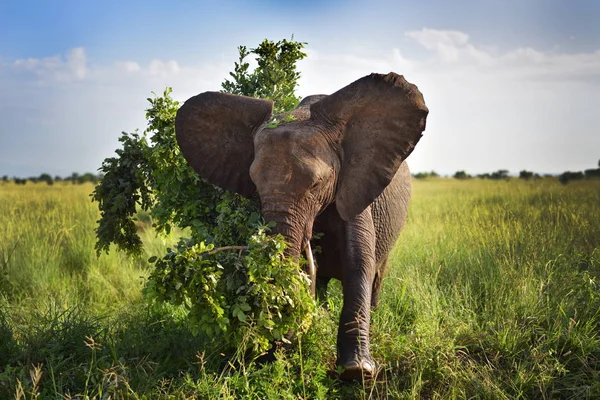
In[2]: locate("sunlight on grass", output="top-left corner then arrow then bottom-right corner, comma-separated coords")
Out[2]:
0,182 -> 172,310
1,178 -> 599,398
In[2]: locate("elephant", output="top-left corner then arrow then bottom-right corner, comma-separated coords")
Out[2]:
175,72 -> 428,380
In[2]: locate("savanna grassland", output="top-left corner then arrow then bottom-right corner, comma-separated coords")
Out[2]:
1,178 -> 599,399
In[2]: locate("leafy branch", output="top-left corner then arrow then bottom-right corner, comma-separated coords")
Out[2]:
91,38 -> 315,354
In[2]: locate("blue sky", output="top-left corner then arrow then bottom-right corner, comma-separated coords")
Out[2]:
1,0 -> 599,177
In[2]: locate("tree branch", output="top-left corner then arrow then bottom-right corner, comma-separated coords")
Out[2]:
208,245 -> 249,255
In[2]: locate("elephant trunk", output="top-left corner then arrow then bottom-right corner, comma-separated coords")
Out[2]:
262,211 -> 305,256
261,196 -> 317,293
263,211 -> 317,295
261,194 -> 311,253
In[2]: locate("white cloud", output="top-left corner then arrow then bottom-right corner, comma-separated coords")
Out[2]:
406,29 -> 469,63
12,47 -> 88,83
67,47 -> 87,79
147,59 -> 181,77
1,30 -> 599,177
116,61 -> 141,73
409,29 -> 470,48
1,48 -> 233,177
300,29 -> 600,174
404,28 -> 600,83
298,48 -> 403,95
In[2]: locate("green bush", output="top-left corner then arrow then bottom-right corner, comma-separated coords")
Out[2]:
453,170 -> 471,180
92,38 -> 315,355
146,228 -> 314,353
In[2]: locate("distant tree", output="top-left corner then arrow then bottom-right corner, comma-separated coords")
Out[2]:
490,170 -> 509,180
54,175 -> 62,182
413,171 -> 439,179
453,170 -> 471,180
14,178 -> 26,185
38,173 -> 54,185
69,172 -> 80,184
519,170 -> 534,180
584,168 -> 600,179
80,172 -> 99,184
64,172 -> 98,184
477,173 -> 492,179
558,171 -> 585,185
1,175 -> 7,182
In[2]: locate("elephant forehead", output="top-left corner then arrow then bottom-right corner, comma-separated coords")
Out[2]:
255,129 -> 331,167
251,153 -> 309,188
251,138 -> 325,188
254,122 -> 323,149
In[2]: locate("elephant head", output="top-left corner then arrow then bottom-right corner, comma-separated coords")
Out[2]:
175,72 -> 428,256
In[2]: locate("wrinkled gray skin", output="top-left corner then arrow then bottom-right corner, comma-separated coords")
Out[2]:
175,72 -> 428,380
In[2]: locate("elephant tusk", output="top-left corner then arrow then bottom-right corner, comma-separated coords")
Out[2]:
304,240 -> 317,297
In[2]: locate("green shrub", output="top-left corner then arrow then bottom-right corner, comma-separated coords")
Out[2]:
92,38 -> 315,355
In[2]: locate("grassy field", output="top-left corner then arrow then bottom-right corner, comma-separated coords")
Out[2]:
1,178 -> 599,399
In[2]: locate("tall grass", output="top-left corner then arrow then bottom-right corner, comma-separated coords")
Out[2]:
375,178 -> 600,398
1,178 -> 599,399
0,182 -> 161,308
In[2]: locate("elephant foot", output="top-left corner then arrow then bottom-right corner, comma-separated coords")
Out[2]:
337,357 -> 378,381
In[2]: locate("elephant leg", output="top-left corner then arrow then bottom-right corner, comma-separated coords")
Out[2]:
337,207 -> 377,380
371,271 -> 382,309
370,258 -> 388,309
316,276 -> 331,306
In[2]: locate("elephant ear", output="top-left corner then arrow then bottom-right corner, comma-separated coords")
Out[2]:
310,73 -> 428,221
175,91 -> 273,197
